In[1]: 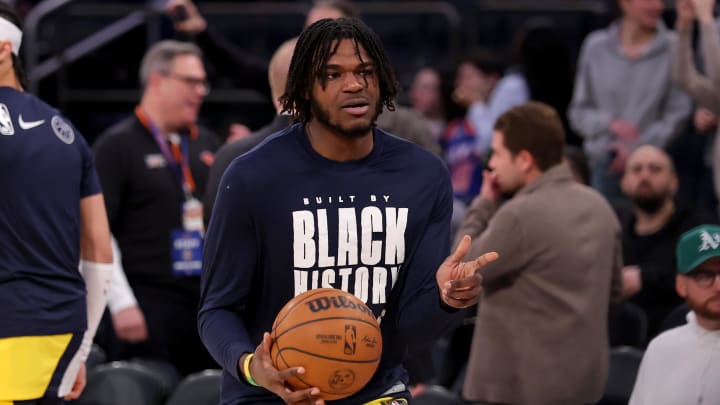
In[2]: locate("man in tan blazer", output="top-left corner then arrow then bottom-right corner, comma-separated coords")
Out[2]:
458,102 -> 624,405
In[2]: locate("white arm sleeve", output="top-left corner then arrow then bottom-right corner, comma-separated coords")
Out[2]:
57,259 -> 113,396
77,260 -> 113,361
106,237 -> 138,314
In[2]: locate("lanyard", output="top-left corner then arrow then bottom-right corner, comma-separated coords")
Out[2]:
135,106 -> 196,198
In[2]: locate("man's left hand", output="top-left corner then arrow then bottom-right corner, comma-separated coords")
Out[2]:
436,235 -> 499,308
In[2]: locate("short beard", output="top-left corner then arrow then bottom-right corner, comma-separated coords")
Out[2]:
687,294 -> 720,322
632,195 -> 667,215
310,98 -> 382,139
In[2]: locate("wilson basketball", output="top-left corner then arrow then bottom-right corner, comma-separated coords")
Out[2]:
270,288 -> 382,400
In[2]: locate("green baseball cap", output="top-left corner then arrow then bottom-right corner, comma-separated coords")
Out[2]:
677,224 -> 720,274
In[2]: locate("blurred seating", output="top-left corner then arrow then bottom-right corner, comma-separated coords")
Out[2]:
608,302 -> 648,348
165,369 -> 222,405
130,358 -> 182,395
658,302 -> 690,334
75,361 -> 170,405
596,346 -> 644,405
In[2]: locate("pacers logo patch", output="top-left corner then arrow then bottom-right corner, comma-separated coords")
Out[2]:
51,115 -> 75,144
0,104 -> 14,136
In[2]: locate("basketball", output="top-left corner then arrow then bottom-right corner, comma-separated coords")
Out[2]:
270,288 -> 383,400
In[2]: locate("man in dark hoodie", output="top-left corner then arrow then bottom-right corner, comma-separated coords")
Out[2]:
619,145 -> 715,339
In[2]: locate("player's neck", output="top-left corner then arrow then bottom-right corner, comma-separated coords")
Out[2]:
0,66 -> 20,90
305,121 -> 373,162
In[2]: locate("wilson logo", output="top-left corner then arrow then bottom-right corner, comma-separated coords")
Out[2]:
306,295 -> 374,318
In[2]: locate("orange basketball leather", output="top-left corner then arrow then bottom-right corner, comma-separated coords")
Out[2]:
271,288 -> 383,400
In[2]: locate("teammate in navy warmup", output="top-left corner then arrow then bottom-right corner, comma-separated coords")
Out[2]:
0,4 -> 113,404
199,18 -> 498,405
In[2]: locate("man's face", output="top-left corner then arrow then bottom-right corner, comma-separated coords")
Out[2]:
488,132 -> 526,194
310,39 -> 381,139
678,257 -> 720,322
620,0 -> 664,30
621,147 -> 677,214
158,54 -> 208,129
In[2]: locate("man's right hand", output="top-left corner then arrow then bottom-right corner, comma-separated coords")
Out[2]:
240,332 -> 326,405
479,170 -> 501,203
112,305 -> 148,343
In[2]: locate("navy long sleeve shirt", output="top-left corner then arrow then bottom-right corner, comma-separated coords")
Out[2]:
199,123 -> 459,404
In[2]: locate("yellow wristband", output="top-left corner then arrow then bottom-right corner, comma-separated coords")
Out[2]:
242,353 -> 260,387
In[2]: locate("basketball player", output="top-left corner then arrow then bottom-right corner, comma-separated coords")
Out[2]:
199,18 -> 497,405
0,4 -> 113,404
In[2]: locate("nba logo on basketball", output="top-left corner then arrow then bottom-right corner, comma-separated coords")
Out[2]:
344,325 -> 357,355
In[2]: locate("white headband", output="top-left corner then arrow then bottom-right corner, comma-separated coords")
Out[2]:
0,17 -> 22,55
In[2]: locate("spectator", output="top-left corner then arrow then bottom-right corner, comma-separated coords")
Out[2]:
198,18 -> 497,404
93,40 -> 220,376
0,4 -> 112,403
569,0 -> 691,200
618,145 -> 712,339
458,102 -> 623,405
447,48 -> 529,205
452,48 -> 528,158
629,224 -> 720,405
409,66 -> 448,140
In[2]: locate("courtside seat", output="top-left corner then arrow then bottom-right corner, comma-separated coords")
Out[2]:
165,369 -> 222,405
75,361 -> 169,405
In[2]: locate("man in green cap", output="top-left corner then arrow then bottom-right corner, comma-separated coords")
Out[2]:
629,224 -> 720,405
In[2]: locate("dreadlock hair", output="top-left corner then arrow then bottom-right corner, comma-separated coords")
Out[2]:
281,17 -> 398,124
0,2 -> 27,90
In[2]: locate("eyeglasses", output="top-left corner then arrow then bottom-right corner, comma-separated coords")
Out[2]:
688,271 -> 720,288
164,73 -> 210,95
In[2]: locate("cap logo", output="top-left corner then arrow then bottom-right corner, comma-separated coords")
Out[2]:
699,231 -> 720,252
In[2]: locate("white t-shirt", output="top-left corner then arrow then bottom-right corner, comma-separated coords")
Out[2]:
629,312 -> 720,405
